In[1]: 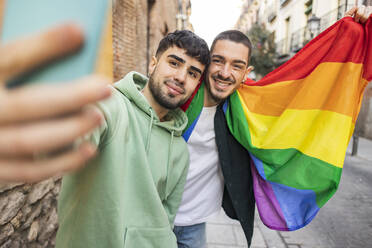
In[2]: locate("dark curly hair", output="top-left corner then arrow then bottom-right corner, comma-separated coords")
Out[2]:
211,30 -> 252,64
155,30 -> 210,66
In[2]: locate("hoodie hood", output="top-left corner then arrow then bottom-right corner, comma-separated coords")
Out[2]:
114,71 -> 188,137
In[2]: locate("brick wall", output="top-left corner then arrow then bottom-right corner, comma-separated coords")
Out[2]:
148,0 -> 178,62
113,0 -> 178,80
113,0 -> 148,80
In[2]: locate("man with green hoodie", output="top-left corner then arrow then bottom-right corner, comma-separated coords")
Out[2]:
55,30 -> 210,248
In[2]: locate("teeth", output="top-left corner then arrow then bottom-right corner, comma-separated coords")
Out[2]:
216,81 -> 229,87
214,78 -> 230,85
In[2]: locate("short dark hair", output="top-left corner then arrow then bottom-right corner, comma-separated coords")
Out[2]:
155,30 -> 210,66
210,30 -> 252,64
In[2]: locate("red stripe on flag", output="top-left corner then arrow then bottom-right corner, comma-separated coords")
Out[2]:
253,17 -> 366,86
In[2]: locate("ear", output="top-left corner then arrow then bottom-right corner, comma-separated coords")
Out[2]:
243,66 -> 254,82
148,56 -> 158,75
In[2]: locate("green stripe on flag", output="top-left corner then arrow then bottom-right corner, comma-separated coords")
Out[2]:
183,83 -> 205,134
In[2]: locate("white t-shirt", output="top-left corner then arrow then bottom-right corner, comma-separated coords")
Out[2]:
174,106 -> 224,226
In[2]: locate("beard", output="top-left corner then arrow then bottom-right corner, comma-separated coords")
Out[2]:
148,74 -> 188,110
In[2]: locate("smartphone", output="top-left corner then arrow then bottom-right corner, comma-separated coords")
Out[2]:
1,0 -> 110,87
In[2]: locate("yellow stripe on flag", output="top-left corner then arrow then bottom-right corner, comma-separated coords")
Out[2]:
238,92 -> 353,168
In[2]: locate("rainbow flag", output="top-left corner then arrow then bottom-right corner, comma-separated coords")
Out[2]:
182,16 -> 372,231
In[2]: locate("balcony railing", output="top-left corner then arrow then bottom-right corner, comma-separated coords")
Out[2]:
290,27 -> 308,53
276,38 -> 289,56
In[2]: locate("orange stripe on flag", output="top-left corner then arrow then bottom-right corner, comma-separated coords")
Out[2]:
238,62 -> 367,123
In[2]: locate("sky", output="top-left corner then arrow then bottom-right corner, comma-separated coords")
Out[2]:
189,0 -> 244,47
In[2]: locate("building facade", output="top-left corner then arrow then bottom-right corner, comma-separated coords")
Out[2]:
237,0 -> 370,63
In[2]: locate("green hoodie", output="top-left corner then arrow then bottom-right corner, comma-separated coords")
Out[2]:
56,72 -> 189,248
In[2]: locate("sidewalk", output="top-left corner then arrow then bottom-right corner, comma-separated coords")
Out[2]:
206,210 -> 266,248
206,136 -> 372,248
346,136 -> 372,161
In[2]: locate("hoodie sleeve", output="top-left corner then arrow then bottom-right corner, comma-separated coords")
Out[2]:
87,106 -> 108,146
84,86 -> 126,147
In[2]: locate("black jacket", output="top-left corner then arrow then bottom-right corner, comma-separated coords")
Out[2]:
214,104 -> 256,247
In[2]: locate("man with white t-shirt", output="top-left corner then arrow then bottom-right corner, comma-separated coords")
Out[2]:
173,6 -> 372,248
173,30 -> 255,248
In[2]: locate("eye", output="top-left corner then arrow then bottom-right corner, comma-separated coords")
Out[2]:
188,70 -> 198,79
212,59 -> 222,64
169,60 -> 179,67
233,64 -> 243,70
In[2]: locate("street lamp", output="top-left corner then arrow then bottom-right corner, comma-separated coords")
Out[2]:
308,14 -> 320,38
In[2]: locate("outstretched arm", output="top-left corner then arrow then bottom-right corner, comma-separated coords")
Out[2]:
0,24 -> 111,183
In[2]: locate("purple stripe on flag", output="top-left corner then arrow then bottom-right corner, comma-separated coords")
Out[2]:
250,160 -> 289,231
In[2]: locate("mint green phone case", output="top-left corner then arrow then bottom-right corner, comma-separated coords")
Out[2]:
1,0 -> 109,86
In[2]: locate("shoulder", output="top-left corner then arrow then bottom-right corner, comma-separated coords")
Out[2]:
96,86 -> 130,124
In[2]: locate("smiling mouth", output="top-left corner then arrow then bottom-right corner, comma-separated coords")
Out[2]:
213,78 -> 232,91
165,81 -> 184,95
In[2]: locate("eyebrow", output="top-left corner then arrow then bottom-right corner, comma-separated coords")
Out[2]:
212,54 -> 247,66
168,54 -> 185,64
190,66 -> 202,75
168,54 -> 202,75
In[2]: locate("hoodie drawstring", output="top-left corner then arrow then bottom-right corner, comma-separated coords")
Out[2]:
145,109 -> 175,201
164,130 -> 174,200
146,109 -> 154,153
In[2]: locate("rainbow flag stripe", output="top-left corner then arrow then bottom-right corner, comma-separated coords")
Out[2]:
226,16 -> 371,231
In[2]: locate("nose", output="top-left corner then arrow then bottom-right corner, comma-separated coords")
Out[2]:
218,64 -> 232,79
174,68 -> 187,84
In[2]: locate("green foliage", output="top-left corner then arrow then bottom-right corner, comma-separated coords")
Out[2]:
247,24 -> 277,78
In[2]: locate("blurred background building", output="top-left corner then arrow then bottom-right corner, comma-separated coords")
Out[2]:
113,0 -> 193,81
236,0 -> 370,64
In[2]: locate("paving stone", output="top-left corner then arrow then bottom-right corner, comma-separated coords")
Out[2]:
257,220 -> 286,248
207,245 -> 246,248
206,223 -> 237,246
279,226 -> 326,248
347,136 -> 372,161
287,245 -> 301,248
233,225 -> 248,247
250,226 -> 266,248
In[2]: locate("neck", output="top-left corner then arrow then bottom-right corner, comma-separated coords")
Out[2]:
203,85 -> 220,107
142,85 -> 169,121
